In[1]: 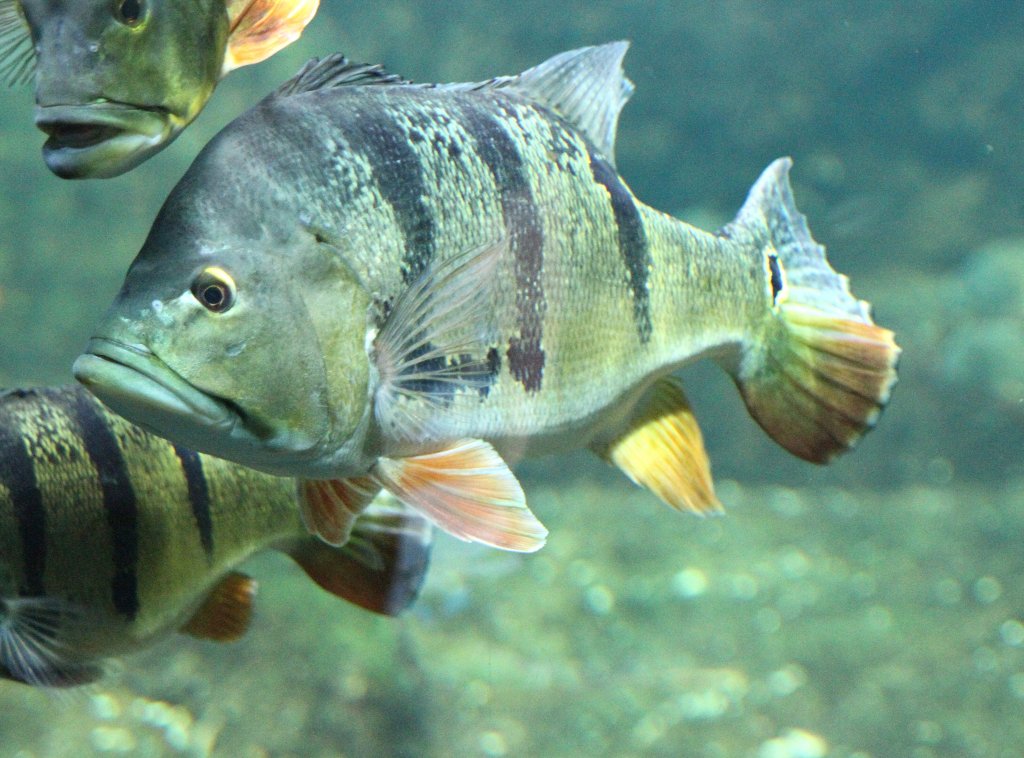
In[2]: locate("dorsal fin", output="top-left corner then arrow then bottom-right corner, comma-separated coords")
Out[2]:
475,41 -> 634,166
275,53 -> 410,97
0,0 -> 34,87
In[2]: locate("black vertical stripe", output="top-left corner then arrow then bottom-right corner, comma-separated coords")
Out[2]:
340,101 -> 436,283
459,101 -> 547,392
589,149 -> 652,343
0,406 -> 46,597
70,394 -> 139,620
173,445 -> 214,562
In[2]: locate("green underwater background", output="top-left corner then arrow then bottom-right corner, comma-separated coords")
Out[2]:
2,1 -> 1024,755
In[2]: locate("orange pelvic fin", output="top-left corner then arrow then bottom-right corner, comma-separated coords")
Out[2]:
373,439 -> 547,553
595,376 -> 722,516
299,476 -> 379,547
287,493 -> 433,615
181,571 -> 258,642
223,0 -> 319,74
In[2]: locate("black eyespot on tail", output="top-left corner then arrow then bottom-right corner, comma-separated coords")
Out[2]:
768,253 -> 783,304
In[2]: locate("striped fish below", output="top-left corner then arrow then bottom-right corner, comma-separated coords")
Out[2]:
74,42 -> 899,557
0,386 -> 432,688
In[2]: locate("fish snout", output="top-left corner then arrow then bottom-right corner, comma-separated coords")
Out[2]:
34,103 -> 174,178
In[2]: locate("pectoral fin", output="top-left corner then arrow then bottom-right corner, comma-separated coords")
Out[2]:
373,439 -> 548,553
594,376 -> 722,515
180,571 -> 258,642
0,0 -> 34,86
223,0 -> 319,75
299,476 -> 379,547
0,597 -> 102,687
288,493 -> 433,615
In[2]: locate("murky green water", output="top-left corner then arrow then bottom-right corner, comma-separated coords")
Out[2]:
2,2 -> 1023,755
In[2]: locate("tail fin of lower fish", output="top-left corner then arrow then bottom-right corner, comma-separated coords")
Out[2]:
723,158 -> 900,463
286,493 -> 433,616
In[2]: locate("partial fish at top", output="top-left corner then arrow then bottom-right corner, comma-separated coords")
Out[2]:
0,386 -> 431,687
74,42 -> 900,554
0,0 -> 318,178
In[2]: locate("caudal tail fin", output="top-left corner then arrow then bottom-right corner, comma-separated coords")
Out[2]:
723,158 -> 899,463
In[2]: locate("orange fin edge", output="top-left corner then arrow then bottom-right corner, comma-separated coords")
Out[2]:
223,0 -> 319,74
373,439 -> 547,553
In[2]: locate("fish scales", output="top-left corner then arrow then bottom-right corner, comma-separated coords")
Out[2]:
76,44 -> 899,553
251,86 -> 761,444
1,389 -> 289,649
0,386 -> 432,685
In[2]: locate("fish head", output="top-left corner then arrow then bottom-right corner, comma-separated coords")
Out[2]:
21,0 -> 229,178
74,205 -> 374,477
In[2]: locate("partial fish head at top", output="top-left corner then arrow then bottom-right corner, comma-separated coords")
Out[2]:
73,124 -> 376,476
0,0 -> 318,178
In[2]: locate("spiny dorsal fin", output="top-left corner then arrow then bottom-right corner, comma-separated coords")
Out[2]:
471,41 -> 634,166
0,0 -> 34,87
222,0 -> 319,75
275,53 -> 410,97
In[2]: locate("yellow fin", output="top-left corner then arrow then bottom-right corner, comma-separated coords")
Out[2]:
299,476 -> 379,546
373,439 -> 548,553
222,0 -> 319,75
181,571 -> 258,642
597,376 -> 722,516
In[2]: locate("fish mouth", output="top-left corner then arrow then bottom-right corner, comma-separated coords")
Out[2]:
35,103 -> 174,179
73,338 -> 237,442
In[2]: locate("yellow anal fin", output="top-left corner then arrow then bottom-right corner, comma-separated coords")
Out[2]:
181,571 -> 258,642
373,439 -> 548,553
300,476 -> 379,546
595,376 -> 722,516
223,0 -> 319,74
287,494 -> 433,616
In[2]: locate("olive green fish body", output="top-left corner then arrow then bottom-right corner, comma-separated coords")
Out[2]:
0,386 -> 431,687
0,0 -> 318,177
77,44 -> 899,553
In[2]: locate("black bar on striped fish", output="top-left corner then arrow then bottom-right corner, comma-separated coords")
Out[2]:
0,410 -> 46,597
173,445 -> 215,562
70,393 -> 140,620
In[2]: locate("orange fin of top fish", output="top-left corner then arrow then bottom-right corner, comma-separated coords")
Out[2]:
314,238 -> 546,553
223,0 -> 320,74
373,440 -> 547,553
181,571 -> 258,642
288,493 -> 433,615
299,476 -> 379,547
724,160 -> 900,463
594,376 -> 722,516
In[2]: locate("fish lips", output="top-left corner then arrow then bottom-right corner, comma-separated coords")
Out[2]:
35,103 -> 175,179
73,338 -> 238,449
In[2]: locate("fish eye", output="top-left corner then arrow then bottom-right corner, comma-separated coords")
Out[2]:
191,267 -> 236,314
113,0 -> 145,27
